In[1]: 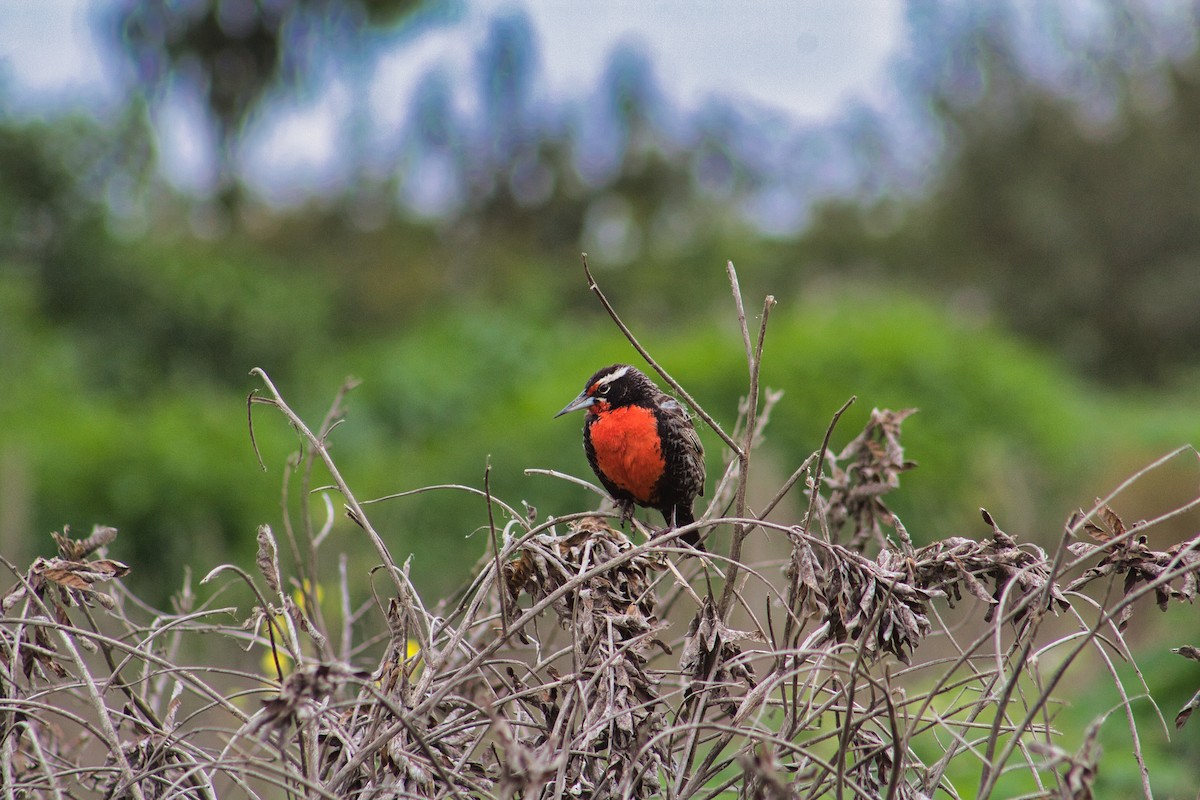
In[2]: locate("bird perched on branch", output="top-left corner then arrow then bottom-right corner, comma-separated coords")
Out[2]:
555,364 -> 706,548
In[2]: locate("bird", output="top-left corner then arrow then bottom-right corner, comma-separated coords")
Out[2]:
555,364 -> 706,548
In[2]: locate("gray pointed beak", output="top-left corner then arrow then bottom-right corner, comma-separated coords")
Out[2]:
555,392 -> 594,418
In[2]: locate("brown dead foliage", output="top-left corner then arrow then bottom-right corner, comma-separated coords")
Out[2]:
500,516 -> 670,798
1066,503 -> 1200,629
821,407 -> 918,552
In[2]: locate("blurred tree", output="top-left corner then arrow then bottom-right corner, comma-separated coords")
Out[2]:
790,2 -> 1200,383
113,0 -> 424,204
396,65 -> 466,217
475,9 -> 540,172
0,115 -> 120,347
600,42 -> 668,171
0,120 -> 91,265
462,10 -> 560,221
0,106 -> 333,396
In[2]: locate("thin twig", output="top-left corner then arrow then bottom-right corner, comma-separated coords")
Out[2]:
718,287 -> 775,619
249,368 -> 408,598
483,458 -> 509,640
581,252 -> 741,455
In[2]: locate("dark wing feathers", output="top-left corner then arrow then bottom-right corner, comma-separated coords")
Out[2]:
652,396 -> 705,508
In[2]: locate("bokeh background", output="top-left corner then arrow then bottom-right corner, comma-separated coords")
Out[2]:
3,0 -> 1200,790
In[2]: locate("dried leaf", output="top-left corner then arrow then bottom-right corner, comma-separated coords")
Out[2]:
53,525 -> 119,560
681,599 -> 757,716
821,408 -> 918,551
1098,504 -> 1126,539
1175,688 -> 1200,729
254,661 -> 370,734
808,544 -> 934,664
41,566 -> 95,592
954,557 -> 999,606
910,517 -> 1067,630
37,557 -> 130,593
1065,521 -> 1200,629
256,525 -> 281,595
1172,645 -> 1200,663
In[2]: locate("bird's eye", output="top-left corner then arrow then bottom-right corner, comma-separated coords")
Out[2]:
596,384 -> 610,396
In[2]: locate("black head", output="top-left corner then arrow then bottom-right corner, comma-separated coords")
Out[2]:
554,364 -> 656,417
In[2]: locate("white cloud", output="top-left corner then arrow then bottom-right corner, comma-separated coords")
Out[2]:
473,0 -> 902,120
0,0 -> 117,111
240,80 -> 351,203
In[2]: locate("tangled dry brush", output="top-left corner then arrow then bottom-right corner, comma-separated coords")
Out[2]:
4,265 -> 1200,799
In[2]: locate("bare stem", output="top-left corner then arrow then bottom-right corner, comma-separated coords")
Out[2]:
718,287 -> 776,619
581,253 -> 741,455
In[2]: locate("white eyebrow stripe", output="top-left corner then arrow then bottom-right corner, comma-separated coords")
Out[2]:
594,365 -> 630,388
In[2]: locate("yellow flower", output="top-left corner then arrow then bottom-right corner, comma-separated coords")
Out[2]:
261,644 -> 293,681
292,579 -> 325,616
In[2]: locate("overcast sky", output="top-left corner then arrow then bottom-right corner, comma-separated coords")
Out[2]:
1,0 -> 902,114
0,0 -> 904,196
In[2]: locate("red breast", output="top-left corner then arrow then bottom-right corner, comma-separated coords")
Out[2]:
586,405 -> 665,505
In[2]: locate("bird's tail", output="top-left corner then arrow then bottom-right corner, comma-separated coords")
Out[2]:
670,504 -> 705,551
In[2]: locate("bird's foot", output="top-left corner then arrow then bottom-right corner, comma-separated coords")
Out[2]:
651,524 -> 705,552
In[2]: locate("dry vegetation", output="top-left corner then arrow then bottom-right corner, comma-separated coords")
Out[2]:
4,262 -> 1200,799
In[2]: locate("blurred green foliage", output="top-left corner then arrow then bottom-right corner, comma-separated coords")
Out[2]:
6,204 -> 1198,600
